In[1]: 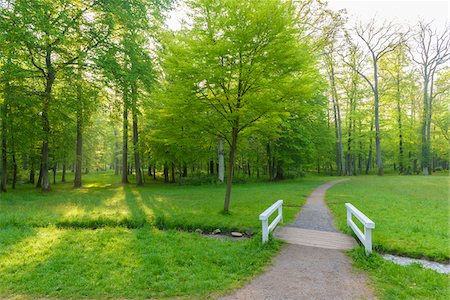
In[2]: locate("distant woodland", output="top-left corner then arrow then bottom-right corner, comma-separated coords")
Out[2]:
1,0 -> 449,210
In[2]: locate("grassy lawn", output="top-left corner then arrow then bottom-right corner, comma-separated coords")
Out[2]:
326,175 -> 450,299
1,172 -> 330,232
326,175 -> 449,261
350,248 -> 449,300
0,172 -> 330,299
0,226 -> 279,299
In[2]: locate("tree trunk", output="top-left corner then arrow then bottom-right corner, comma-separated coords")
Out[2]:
366,117 -> 374,175
373,61 -> 383,176
275,159 -> 284,180
62,164 -> 66,182
266,143 -> 274,179
37,161 -> 43,188
396,74 -> 404,174
52,165 -> 56,185
11,152 -> 17,189
0,82 -> 7,192
421,76 -> 430,175
131,83 -> 143,186
182,163 -> 188,177
41,49 -> 54,192
121,87 -> 129,184
218,137 -> 224,182
170,163 -> 175,183
29,161 -> 35,184
163,163 -> 169,183
209,160 -> 214,175
74,94 -> 83,188
330,66 -> 345,176
224,127 -> 238,213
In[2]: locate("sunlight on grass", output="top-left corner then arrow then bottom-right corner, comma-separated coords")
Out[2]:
62,205 -> 86,219
130,189 -> 155,220
82,183 -> 113,188
0,228 -> 63,271
326,176 -> 449,261
0,227 -> 280,298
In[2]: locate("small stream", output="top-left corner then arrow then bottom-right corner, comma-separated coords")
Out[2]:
382,254 -> 450,274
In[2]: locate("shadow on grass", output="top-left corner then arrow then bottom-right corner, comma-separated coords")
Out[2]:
0,227 -> 280,299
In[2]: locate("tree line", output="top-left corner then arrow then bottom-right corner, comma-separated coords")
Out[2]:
1,0 -> 449,212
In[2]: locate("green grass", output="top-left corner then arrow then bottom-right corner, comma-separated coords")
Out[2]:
349,248 -> 449,299
0,226 -> 281,299
326,175 -> 450,299
1,172 -> 330,232
0,172 -> 330,298
326,175 -> 449,262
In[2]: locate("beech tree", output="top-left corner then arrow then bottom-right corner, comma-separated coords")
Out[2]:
2,0 -> 110,191
345,19 -> 403,176
162,0 -> 322,212
410,21 -> 450,175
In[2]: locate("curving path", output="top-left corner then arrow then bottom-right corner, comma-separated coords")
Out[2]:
221,179 -> 375,300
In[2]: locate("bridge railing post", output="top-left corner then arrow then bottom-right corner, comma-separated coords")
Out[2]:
259,200 -> 283,243
345,203 -> 375,254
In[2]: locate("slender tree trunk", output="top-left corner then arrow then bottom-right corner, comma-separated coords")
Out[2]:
396,74 -> 404,174
131,83 -> 142,186
275,159 -> 284,180
52,165 -> 56,185
218,138 -> 224,182
113,127 -> 119,175
170,163 -> 175,183
346,94 -> 354,176
373,61 -> 383,176
74,89 -> 83,188
121,87 -> 129,184
37,161 -> 43,188
224,127 -> 238,213
163,163 -> 169,183
182,163 -> 187,177
0,81 -> 8,192
62,164 -> 66,182
41,49 -> 54,192
266,143 -> 274,179
209,160 -> 214,175
29,160 -> 35,184
330,66 -> 345,175
11,151 -> 17,189
366,117 -> 374,175
426,75 -> 434,174
421,76 -> 430,175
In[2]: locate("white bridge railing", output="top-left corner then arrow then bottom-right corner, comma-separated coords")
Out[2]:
259,200 -> 283,243
345,203 -> 375,254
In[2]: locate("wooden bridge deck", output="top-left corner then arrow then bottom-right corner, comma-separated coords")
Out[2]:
275,226 -> 357,250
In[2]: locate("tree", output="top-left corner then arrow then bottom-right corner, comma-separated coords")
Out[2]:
163,0 -> 320,212
99,0 -> 167,185
410,21 -> 450,175
344,19 -> 403,176
3,0 -> 110,191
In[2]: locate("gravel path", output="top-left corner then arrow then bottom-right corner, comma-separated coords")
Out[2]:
288,179 -> 348,232
221,179 -> 375,300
